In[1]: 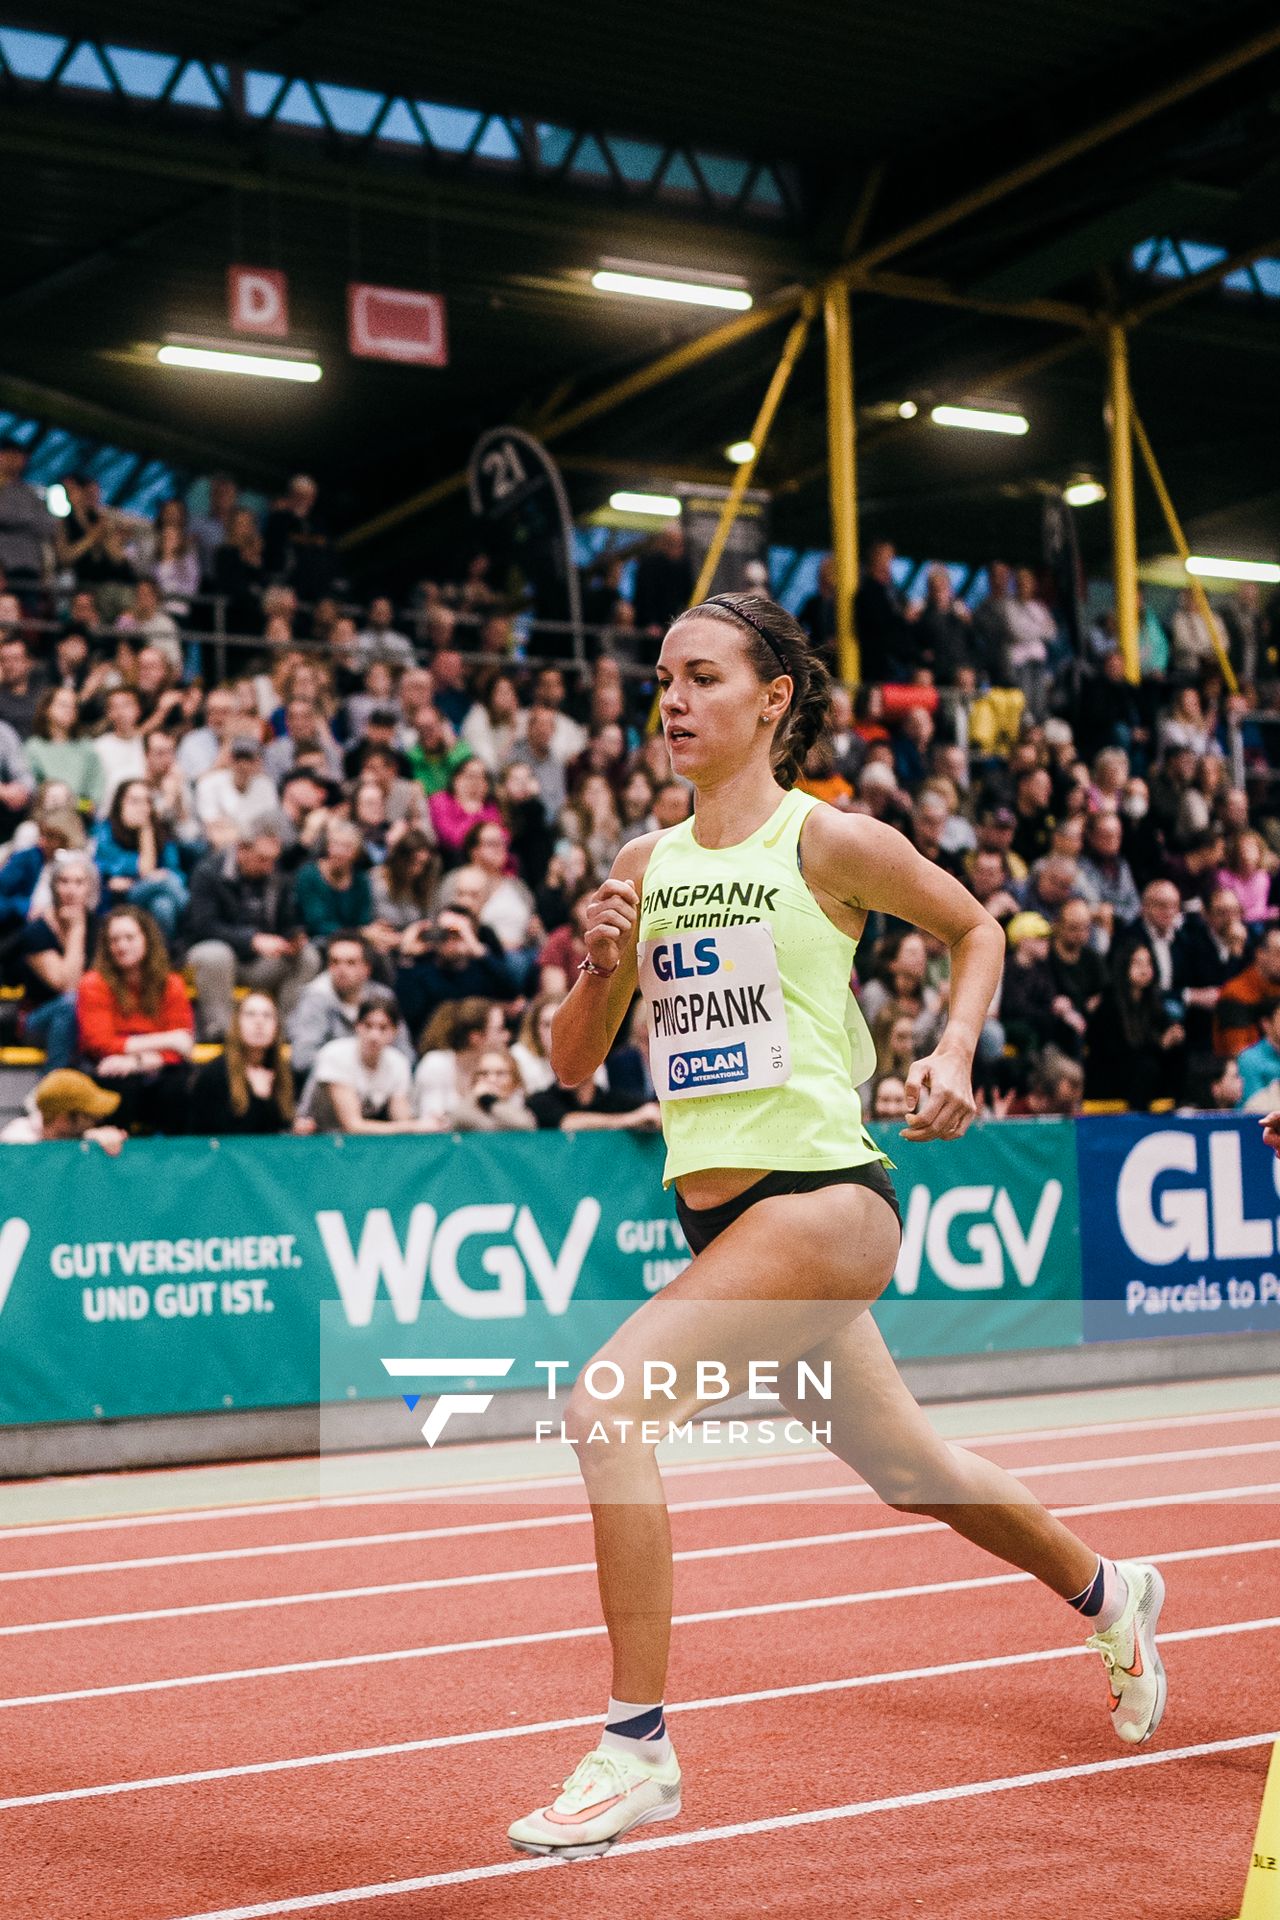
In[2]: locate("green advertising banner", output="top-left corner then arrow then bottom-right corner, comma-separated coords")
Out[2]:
0,1122 -> 1083,1430
868,1118 -> 1083,1360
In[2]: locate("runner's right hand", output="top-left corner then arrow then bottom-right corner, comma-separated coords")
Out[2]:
583,879 -> 639,973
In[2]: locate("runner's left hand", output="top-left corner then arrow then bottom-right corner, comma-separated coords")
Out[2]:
901,1049 -> 977,1142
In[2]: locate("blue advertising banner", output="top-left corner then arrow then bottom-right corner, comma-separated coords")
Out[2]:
1076,1114 -> 1280,1342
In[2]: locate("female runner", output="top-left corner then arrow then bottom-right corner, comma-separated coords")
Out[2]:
509,594 -> 1166,1860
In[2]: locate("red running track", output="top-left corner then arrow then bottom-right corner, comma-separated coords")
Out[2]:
3,1405 -> 1280,1919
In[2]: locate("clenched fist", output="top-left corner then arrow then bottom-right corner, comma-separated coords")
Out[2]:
583,879 -> 640,974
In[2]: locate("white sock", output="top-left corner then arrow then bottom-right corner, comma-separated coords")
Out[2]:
600,1695 -> 672,1763
1068,1556 -> 1129,1631
1093,1558 -> 1130,1632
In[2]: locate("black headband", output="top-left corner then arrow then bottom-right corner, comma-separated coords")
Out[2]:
699,596 -> 790,673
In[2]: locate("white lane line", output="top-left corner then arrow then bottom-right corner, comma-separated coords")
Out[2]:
4,1485 -> 1278,1640
1,1521 -> 1276,1687
3,1479 -> 1278,1639
7,1437 -> 1280,1585
5,1612 -> 1277,1814
5,1402 -> 1278,1543
152,1728 -> 1280,1917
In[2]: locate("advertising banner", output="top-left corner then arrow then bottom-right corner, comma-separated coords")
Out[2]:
1076,1114 -> 1280,1342
0,1123 -> 1087,1433
869,1118 -> 1083,1360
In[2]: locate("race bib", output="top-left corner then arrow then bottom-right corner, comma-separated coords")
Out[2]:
638,922 -> 792,1101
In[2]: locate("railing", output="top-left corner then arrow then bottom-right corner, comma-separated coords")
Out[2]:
13,593 -> 654,683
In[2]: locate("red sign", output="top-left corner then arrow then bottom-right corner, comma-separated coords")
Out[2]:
347,283 -> 448,366
228,266 -> 289,338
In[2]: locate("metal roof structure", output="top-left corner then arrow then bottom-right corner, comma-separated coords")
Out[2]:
1,2 -> 1279,577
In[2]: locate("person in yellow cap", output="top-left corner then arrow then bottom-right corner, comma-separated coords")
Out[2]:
998,910 -> 1057,1055
0,1069 -> 127,1152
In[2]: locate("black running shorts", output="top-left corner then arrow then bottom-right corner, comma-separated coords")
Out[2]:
674,1160 -> 902,1258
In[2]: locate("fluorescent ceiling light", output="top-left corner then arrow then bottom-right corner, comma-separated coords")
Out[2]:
592,270 -> 752,311
897,400 -> 918,420
1063,480 -> 1106,507
725,440 -> 757,465
1186,555 -> 1280,584
157,344 -> 322,383
610,491 -> 681,517
930,404 -> 1028,436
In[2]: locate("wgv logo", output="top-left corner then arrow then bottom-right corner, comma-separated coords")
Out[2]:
652,937 -> 721,982
1117,1129 -> 1280,1264
0,1218 -> 29,1317
380,1357 -> 515,1445
892,1182 -> 1062,1293
670,1044 -> 748,1090
315,1199 -> 600,1326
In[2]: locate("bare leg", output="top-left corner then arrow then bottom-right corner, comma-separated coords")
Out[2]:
565,1184 -> 902,1702
777,1313 -> 1097,1599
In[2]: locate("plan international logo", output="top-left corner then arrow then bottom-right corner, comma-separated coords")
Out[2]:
669,1044 -> 749,1090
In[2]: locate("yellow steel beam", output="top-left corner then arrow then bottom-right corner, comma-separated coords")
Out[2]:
687,301 -> 817,605
823,283 -> 860,685
1106,324 -> 1141,684
855,267 -> 1093,330
849,21 -> 1280,276
1130,408 -> 1239,693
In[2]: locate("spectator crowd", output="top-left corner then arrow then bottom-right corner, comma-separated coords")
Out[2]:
3,432 -> 1280,1145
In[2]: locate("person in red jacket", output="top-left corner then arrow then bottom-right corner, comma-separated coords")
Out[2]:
77,906 -> 194,1132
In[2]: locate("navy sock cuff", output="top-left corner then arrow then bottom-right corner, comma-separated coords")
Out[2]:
1066,1558 -> 1106,1617
605,1703 -> 666,1741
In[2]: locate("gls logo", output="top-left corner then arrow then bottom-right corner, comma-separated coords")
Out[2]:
0,1218 -> 30,1317
651,938 -> 720,982
892,1182 -> 1062,1293
316,1199 -> 600,1325
1117,1129 -> 1280,1264
380,1357 -> 515,1445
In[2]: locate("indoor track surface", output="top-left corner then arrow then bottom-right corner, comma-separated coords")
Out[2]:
4,1375 -> 1279,1919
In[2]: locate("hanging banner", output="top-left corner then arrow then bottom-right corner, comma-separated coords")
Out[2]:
675,481 -> 772,600
228,266 -> 289,338
347,283 -> 448,366
1076,1114 -> 1280,1342
468,425 -> 583,654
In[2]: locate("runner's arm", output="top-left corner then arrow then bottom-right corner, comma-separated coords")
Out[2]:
803,808 -> 1004,1140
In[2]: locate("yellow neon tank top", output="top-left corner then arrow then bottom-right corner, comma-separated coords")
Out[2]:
636,786 -> 884,1188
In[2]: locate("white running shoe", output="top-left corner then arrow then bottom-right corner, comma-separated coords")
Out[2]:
508,1744 -> 682,1859
1085,1560 -> 1167,1745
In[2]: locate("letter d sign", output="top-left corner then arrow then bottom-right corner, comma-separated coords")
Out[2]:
228,266 -> 289,338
